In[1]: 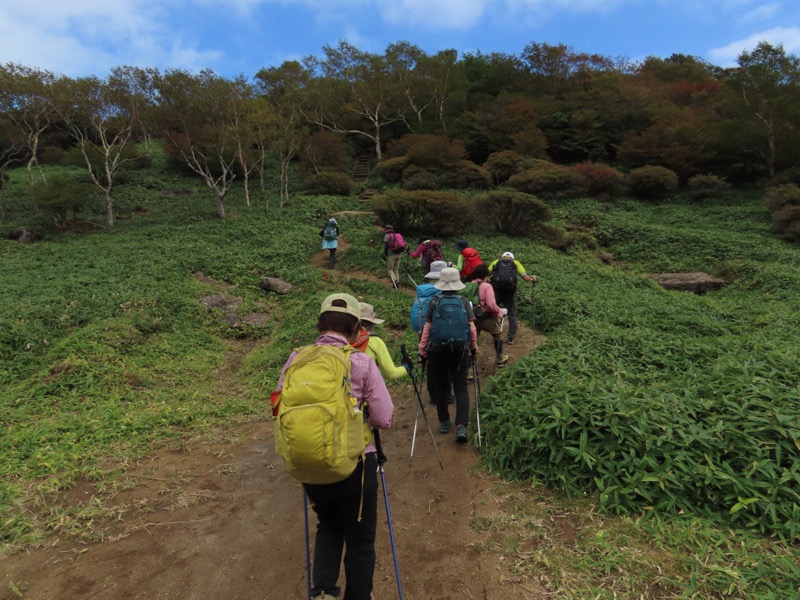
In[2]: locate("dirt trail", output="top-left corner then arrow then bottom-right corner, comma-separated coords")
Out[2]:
1,248 -> 546,600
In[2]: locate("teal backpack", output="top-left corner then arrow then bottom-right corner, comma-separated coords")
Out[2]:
428,295 -> 470,351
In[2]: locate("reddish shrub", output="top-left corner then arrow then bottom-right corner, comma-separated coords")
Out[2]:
569,162 -> 625,197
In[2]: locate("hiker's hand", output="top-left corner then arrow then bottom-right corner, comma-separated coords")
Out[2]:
418,355 -> 427,367
401,355 -> 414,373
501,308 -> 508,317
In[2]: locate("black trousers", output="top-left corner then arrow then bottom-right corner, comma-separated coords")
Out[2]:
427,348 -> 470,426
494,288 -> 518,339
304,452 -> 378,600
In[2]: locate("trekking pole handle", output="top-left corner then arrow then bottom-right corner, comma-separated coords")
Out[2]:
372,427 -> 388,467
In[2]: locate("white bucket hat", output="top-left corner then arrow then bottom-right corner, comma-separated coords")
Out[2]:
358,302 -> 385,324
424,260 -> 447,280
501,251 -> 515,260
434,267 -> 465,291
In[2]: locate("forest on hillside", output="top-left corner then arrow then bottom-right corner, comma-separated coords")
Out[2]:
1,40 -> 799,238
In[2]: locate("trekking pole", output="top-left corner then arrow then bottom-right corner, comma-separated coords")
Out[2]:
531,280 -> 537,335
401,345 -> 443,469
303,490 -> 312,599
471,355 -> 482,447
372,427 -> 405,600
404,268 -> 418,288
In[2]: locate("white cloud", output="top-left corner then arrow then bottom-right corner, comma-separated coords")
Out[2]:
380,0 -> 487,29
736,2 -> 780,25
507,0 -> 625,10
0,0 -> 220,76
708,26 -> 800,66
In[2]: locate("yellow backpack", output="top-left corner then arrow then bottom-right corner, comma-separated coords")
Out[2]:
274,344 -> 371,484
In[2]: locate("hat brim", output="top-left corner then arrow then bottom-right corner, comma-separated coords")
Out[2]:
362,317 -> 385,324
424,271 -> 442,279
435,280 -> 465,291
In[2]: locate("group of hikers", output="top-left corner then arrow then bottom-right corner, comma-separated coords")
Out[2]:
285,220 -> 539,599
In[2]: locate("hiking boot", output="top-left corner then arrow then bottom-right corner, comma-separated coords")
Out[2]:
496,354 -> 510,368
439,420 -> 453,434
456,425 -> 468,443
506,337 -> 515,345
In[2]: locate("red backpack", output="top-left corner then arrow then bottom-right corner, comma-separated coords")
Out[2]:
460,247 -> 482,279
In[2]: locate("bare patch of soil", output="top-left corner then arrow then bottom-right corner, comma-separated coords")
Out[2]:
1,259 -> 549,600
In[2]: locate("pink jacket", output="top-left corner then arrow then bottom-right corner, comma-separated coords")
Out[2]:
476,280 -> 503,318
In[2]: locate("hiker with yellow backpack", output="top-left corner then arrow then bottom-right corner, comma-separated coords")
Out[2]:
273,293 -> 395,600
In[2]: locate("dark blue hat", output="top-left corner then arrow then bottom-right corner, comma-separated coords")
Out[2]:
455,240 -> 469,251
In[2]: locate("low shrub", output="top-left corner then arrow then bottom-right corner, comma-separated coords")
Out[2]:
444,160 -> 491,190
771,203 -> 800,243
401,165 -> 439,190
765,185 -> 800,243
379,134 -> 487,190
764,184 -> 800,212
482,319 -> 800,539
508,163 -> 587,200
484,150 -> 526,185
371,189 -> 475,236
686,174 -> 732,200
626,165 -> 679,199
478,189 -> 552,236
385,134 -> 465,167
405,134 -> 466,167
375,156 -> 409,183
39,146 -> 65,165
568,162 -> 625,197
304,170 -> 352,196
31,175 -> 100,230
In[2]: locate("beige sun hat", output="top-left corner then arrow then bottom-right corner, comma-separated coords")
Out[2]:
319,293 -> 360,319
424,260 -> 447,280
434,267 -> 465,291
358,302 -> 385,324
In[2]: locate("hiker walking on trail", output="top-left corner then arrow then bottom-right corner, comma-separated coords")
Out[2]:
488,251 -> 537,346
274,293 -> 395,600
408,237 -> 445,274
453,240 -> 482,282
382,225 -> 405,288
410,260 -> 452,404
410,260 -> 447,334
353,302 -> 412,380
418,267 -> 478,444
466,264 -> 510,369
319,218 -> 339,270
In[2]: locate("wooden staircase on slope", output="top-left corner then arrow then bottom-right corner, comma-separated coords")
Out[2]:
353,154 -> 371,182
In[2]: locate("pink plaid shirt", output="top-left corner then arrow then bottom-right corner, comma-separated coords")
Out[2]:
276,333 -> 394,453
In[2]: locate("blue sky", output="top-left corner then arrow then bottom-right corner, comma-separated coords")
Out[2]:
2,0 -> 799,78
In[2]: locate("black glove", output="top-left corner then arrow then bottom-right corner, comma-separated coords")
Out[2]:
401,355 -> 414,373
418,355 -> 427,367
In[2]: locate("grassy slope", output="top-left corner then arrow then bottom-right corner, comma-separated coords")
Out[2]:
1,164 -> 798,595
